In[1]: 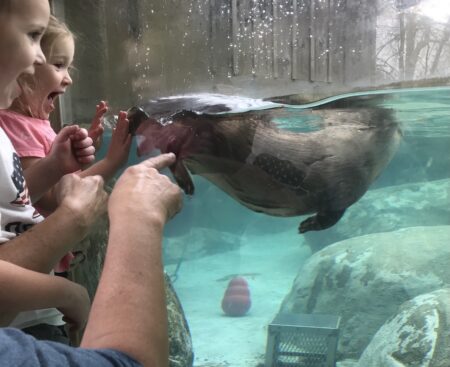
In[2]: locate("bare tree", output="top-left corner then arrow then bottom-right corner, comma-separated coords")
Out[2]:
377,0 -> 450,83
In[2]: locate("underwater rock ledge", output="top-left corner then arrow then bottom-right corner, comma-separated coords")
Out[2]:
280,225 -> 450,360
304,178 -> 450,252
357,288 -> 450,367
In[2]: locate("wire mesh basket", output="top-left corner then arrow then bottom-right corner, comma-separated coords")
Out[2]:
265,313 -> 340,367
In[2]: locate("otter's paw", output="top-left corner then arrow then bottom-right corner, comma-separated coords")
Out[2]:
298,209 -> 346,233
172,161 -> 195,195
298,216 -> 319,233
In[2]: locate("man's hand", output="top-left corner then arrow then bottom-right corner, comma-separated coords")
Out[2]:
55,174 -> 108,235
109,153 -> 182,225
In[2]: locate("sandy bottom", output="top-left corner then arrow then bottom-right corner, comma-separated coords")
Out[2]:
165,227 -> 311,367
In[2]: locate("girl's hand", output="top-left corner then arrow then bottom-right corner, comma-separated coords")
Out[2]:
88,101 -> 108,150
48,125 -> 95,175
70,127 -> 96,165
104,111 -> 132,170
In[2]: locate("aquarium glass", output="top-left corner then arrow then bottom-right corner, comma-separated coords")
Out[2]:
51,0 -> 450,366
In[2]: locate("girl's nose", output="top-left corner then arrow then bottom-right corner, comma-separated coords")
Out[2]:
62,72 -> 73,86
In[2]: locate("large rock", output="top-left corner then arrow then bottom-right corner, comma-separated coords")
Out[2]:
195,178 -> 450,252
372,136 -> 450,189
165,273 -> 194,367
71,214 -> 109,298
280,226 -> 450,359
304,178 -> 450,252
357,288 -> 450,367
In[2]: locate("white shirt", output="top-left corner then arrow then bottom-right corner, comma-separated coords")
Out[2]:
0,128 -> 63,328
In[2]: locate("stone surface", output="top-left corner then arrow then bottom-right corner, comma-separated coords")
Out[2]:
303,178 -> 450,252
337,360 -> 358,367
71,214 -> 109,298
165,273 -> 194,367
357,288 -> 450,367
184,178 -> 450,254
280,226 -> 450,359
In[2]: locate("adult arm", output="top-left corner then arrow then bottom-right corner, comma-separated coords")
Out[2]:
0,260 -> 90,329
0,174 -> 107,273
81,153 -> 182,367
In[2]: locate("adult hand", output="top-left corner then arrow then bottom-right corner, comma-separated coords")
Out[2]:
57,280 -> 91,332
55,173 -> 108,234
88,101 -> 108,150
109,153 -> 183,225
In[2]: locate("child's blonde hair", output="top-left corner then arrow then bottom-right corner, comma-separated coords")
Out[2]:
40,15 -> 75,60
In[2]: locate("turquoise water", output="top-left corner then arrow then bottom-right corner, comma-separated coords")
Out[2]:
137,87 -> 449,242
99,87 -> 450,366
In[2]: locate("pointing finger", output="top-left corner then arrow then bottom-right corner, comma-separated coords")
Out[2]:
141,153 -> 176,171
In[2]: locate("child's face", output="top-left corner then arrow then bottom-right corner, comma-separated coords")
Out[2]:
0,0 -> 50,109
24,36 -> 75,119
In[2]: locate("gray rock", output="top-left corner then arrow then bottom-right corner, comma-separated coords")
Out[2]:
280,226 -> 450,359
165,273 -> 194,367
337,359 -> 358,367
304,179 -> 450,252
71,214 -> 109,298
357,288 -> 450,367
373,136 -> 450,189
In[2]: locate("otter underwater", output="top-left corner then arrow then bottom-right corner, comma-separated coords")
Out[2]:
127,93 -> 401,234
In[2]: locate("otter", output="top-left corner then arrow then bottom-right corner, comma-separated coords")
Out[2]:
128,95 -> 401,233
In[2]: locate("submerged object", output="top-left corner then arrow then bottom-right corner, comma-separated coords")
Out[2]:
128,93 -> 401,233
221,276 -> 251,317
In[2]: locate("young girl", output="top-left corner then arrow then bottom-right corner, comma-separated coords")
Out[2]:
0,0 -> 104,341
0,3 -> 179,364
0,16 -> 132,277
0,15 -> 132,218
0,9 -> 131,343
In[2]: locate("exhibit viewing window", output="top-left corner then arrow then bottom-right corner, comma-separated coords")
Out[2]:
50,1 -> 450,366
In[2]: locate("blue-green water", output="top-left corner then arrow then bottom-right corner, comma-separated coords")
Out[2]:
99,87 -> 450,366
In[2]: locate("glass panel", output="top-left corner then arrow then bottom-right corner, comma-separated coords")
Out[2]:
51,1 -> 450,366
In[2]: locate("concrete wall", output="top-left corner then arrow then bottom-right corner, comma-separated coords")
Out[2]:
51,0 -> 450,123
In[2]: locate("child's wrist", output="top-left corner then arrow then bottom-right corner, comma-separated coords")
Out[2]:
102,156 -> 122,172
43,154 -> 66,178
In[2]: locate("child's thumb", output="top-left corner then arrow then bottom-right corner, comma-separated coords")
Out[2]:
55,125 -> 79,143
